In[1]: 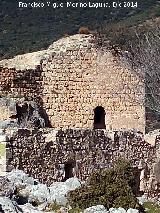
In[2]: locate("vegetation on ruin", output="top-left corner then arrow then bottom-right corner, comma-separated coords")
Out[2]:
68,207 -> 82,213
143,202 -> 160,213
78,26 -> 91,34
0,0 -> 159,59
68,158 -> 143,211
49,201 -> 62,212
0,143 -> 5,157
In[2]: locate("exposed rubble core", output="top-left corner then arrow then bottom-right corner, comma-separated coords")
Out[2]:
1,128 -> 158,199
0,128 -> 159,204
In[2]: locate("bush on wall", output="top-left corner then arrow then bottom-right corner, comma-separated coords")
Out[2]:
78,27 -> 90,34
68,158 -> 143,211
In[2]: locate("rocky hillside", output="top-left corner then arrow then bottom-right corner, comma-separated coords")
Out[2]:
0,169 -> 146,213
0,0 -> 159,59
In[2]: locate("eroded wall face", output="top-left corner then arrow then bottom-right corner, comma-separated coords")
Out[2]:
42,48 -> 145,132
6,129 -> 157,188
0,43 -> 145,132
0,66 -> 46,124
0,67 -> 43,100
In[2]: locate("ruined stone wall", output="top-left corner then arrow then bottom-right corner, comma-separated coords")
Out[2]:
41,35 -> 145,132
0,34 -> 145,132
6,129 -> 157,187
0,66 -> 43,102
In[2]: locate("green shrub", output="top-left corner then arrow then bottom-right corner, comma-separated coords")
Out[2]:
143,202 -> 160,213
49,201 -> 62,211
68,158 -> 142,211
68,207 -> 82,213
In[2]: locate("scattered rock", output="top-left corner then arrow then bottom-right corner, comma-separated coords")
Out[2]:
0,170 -> 149,213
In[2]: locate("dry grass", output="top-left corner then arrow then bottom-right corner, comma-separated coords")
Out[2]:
78,27 -> 90,34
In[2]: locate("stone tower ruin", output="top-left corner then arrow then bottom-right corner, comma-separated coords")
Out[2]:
0,34 -> 145,132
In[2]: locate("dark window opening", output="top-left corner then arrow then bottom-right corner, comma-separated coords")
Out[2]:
133,167 -> 143,196
94,106 -> 106,129
64,162 -> 75,181
16,103 -> 34,123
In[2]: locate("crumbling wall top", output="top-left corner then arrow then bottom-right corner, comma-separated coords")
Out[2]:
0,34 -> 95,70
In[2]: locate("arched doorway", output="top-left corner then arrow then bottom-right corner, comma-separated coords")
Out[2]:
94,106 -> 106,129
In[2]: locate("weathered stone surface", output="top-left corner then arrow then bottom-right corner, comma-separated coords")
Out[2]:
4,128 -> 160,199
5,169 -> 81,206
84,205 -> 108,213
65,177 -> 81,190
6,169 -> 35,187
19,183 -> 50,204
0,177 -> 15,197
48,177 -> 81,205
127,209 -> 139,213
19,203 -> 55,213
0,197 -> 22,213
83,206 -> 139,213
0,34 -> 145,132
0,169 -> 155,213
109,207 -> 126,213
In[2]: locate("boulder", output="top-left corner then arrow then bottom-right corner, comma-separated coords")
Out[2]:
48,182 -> 69,205
4,171 -> 81,207
0,196 -> 22,213
19,183 -> 50,204
0,177 -> 15,197
19,203 -> 55,213
6,169 -> 36,188
109,207 -> 126,213
127,209 -> 139,213
65,177 -> 81,190
137,195 -> 148,205
48,177 -> 81,205
84,205 -> 108,213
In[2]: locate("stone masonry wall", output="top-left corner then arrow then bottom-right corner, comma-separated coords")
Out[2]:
42,47 -> 145,131
6,128 -> 158,189
0,66 -> 43,103
0,34 -> 145,132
